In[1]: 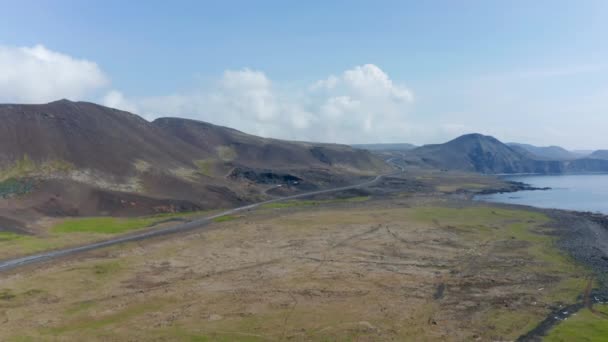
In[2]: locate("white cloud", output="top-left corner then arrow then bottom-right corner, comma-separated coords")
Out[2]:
0,44 -> 108,103
112,64 -> 416,143
343,64 -> 414,102
102,90 -> 138,113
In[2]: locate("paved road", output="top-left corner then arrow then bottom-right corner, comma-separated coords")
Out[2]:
0,168 -> 400,272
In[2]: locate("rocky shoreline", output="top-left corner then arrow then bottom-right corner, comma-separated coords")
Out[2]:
476,180 -> 551,195
517,208 -> 608,341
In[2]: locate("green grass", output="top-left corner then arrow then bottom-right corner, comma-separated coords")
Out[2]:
216,146 -> 237,161
52,211 -> 213,234
194,159 -> 216,177
545,307 -> 608,341
261,196 -> 370,209
0,211 -> 217,259
91,261 -> 122,276
412,206 -> 590,336
46,300 -> 168,335
52,217 -> 160,234
0,155 -> 74,182
0,232 -> 60,254
213,215 -> 238,223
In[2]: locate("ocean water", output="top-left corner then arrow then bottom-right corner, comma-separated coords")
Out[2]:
475,174 -> 608,214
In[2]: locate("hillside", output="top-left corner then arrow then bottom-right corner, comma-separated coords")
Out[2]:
407,134 -> 532,173
153,117 -> 388,172
352,143 -> 417,152
404,134 -> 608,174
0,100 -> 389,226
589,150 -> 608,160
507,143 -> 579,160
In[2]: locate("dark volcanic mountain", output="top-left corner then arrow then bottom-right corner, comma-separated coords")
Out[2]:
405,133 -> 608,174
153,117 -> 387,171
352,143 -> 417,152
408,134 -> 532,173
507,143 -> 579,160
0,100 -> 388,223
589,150 -> 608,160
0,99 -> 201,177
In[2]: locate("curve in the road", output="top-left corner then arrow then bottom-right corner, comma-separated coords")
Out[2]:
0,168 -> 401,273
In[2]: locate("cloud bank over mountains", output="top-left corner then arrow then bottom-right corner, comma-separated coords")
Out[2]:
0,45 -> 108,104
1,44 -> 606,148
104,64 -> 416,143
0,44 -> 419,143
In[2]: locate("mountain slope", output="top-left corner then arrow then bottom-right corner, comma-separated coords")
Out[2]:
405,134 -> 608,174
409,134 -> 532,173
152,117 -> 388,172
352,143 -> 417,152
0,100 -> 200,179
589,150 -> 608,160
507,143 -> 579,160
0,100 -> 389,224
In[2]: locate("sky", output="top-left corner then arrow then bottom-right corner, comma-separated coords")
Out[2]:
1,0 -> 607,149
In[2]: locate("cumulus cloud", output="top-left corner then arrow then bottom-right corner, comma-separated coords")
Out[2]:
111,64 -> 415,143
102,90 -> 138,113
0,44 -> 108,103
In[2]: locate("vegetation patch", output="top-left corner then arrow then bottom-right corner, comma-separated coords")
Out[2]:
0,155 -> 74,182
194,159 -> 216,177
46,300 -> 167,335
52,210 -> 211,234
53,217 -> 159,234
92,261 -> 122,276
216,146 -> 237,161
437,183 -> 488,193
545,306 -> 608,341
0,289 -> 16,301
213,214 -> 238,223
133,159 -> 151,173
262,196 -> 370,209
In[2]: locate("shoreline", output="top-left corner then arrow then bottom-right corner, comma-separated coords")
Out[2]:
475,180 -> 551,196
517,207 -> 608,340
459,180 -> 608,340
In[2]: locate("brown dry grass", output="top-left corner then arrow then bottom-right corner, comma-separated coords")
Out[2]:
0,196 -> 588,341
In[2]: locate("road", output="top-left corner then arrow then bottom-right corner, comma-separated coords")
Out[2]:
0,168 -> 400,273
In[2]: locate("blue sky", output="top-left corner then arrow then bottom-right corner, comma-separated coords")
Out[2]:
1,0 -> 607,148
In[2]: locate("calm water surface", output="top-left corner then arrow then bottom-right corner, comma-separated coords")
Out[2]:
476,174 -> 608,214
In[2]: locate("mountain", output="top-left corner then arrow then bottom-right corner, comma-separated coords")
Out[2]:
507,143 -> 579,160
589,150 -> 608,160
405,133 -> 608,174
572,150 -> 594,158
408,134 -> 531,173
0,100 -> 388,224
153,117 -> 387,172
352,143 -> 417,152
405,134 -> 567,174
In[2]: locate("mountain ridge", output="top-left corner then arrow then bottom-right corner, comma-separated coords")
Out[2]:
404,133 -> 608,174
0,100 -> 389,225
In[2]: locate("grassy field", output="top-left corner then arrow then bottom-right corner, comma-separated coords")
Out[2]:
545,306 -> 608,341
0,210 -> 216,259
260,196 -> 370,209
0,196 -> 593,341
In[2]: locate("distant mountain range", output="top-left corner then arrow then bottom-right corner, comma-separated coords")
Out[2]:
352,143 -> 417,152
400,134 -> 608,174
2,99 -> 607,226
589,150 -> 608,160
506,143 -> 582,160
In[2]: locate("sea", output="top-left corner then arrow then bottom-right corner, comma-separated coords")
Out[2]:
475,174 -> 608,214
